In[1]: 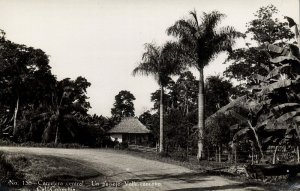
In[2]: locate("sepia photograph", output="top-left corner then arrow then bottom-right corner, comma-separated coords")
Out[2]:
0,0 -> 299,190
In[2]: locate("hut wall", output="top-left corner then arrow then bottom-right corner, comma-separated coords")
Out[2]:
110,134 -> 123,143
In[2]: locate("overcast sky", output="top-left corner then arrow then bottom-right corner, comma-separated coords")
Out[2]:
0,0 -> 298,117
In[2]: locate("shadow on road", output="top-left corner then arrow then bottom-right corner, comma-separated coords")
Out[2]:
125,172 -> 210,184
167,182 -> 267,191
123,171 -> 293,191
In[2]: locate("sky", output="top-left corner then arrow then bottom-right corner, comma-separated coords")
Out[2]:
0,0 -> 298,117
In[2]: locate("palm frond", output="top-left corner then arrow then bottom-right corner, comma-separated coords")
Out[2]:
189,10 -> 199,29
167,19 -> 197,44
133,41 -> 185,85
132,62 -> 158,77
201,11 -> 225,34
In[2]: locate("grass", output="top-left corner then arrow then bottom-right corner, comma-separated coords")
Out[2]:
0,152 -> 104,190
0,151 -> 20,183
0,139 -> 85,148
104,148 -> 225,172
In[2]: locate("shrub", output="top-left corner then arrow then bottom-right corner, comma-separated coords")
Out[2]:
170,148 -> 188,162
120,142 -> 129,149
0,139 -> 84,149
0,152 -> 17,183
158,151 -> 170,158
7,155 -> 30,169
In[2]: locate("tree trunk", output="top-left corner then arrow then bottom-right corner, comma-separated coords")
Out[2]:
235,149 -> 237,165
233,143 -> 237,165
296,19 -> 300,49
197,68 -> 205,160
248,121 -> 264,159
159,85 -> 164,153
207,149 -> 210,161
273,146 -> 279,164
54,125 -> 59,144
13,97 -> 19,136
251,142 -> 254,164
215,147 -> 218,162
218,145 -> 221,162
297,146 -> 300,163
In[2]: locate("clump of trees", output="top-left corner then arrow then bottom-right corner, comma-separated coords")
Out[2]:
138,71 -> 238,159
224,4 -> 295,83
133,10 -> 241,158
111,90 -> 136,125
134,4 -> 300,164
207,5 -> 300,163
0,30 -> 108,146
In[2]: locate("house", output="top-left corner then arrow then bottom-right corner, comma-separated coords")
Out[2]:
107,117 -> 151,145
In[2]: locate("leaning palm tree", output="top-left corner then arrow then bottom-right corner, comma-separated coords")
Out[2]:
133,42 -> 183,153
167,10 -> 241,160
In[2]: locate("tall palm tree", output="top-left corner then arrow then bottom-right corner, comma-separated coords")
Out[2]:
133,42 -> 183,153
167,10 -> 241,160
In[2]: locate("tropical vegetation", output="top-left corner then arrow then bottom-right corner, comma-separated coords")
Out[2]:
0,4 -> 299,174
167,10 -> 241,159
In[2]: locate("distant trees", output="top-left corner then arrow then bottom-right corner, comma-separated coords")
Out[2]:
174,72 -> 198,116
205,75 -> 239,117
143,70 -> 237,157
111,90 -> 136,124
224,5 -> 295,83
168,10 -> 241,159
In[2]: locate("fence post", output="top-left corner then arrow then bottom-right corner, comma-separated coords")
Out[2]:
218,146 -> 221,163
297,146 -> 300,163
207,149 -> 210,161
251,142 -> 254,164
235,149 -> 237,165
228,152 -> 230,163
232,143 -> 237,165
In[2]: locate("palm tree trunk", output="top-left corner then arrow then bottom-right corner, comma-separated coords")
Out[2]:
197,68 -> 205,160
159,85 -> 164,153
13,97 -> 19,136
54,125 -> 59,144
54,110 -> 60,144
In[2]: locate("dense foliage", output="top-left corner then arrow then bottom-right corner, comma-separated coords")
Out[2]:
111,90 -> 136,124
0,30 -> 107,146
224,5 -> 295,82
208,11 -> 300,163
141,71 -> 238,157
229,42 -> 300,162
1,4 -> 298,167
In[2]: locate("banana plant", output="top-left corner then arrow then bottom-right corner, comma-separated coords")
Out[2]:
206,42 -> 300,163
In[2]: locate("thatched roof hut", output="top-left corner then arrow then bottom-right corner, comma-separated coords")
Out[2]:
108,117 -> 150,134
108,117 -> 150,144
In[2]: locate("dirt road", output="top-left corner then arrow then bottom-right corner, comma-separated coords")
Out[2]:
0,147 -> 266,191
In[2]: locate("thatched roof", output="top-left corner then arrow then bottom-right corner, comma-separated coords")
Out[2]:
108,117 -> 151,134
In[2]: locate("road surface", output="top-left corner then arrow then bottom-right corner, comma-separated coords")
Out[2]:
0,147 -> 266,191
